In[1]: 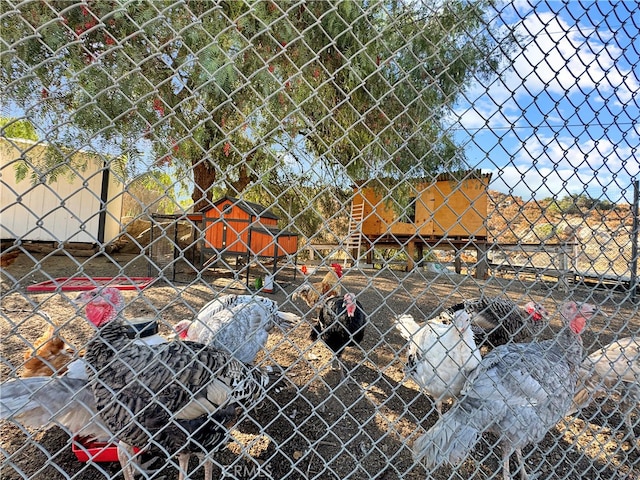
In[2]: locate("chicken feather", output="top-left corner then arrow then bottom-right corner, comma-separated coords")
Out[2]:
21,312 -> 76,378
75,287 -> 281,480
446,296 -> 549,349
395,309 -> 481,416
570,336 -> 639,440
310,292 -> 366,376
292,263 -> 343,309
0,376 -> 109,441
174,294 -> 299,364
413,301 -> 596,480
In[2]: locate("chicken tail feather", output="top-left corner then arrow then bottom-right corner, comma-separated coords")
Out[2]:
0,376 -> 109,440
275,311 -> 301,329
412,413 -> 479,467
394,314 -> 419,340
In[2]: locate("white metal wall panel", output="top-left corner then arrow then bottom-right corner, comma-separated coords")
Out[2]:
0,138 -> 123,244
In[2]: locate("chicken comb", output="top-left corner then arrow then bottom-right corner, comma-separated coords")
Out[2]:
330,263 -> 343,278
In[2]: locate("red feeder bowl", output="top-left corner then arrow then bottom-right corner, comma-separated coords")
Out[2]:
72,437 -> 140,463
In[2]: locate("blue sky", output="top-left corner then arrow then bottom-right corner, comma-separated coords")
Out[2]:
454,0 -> 639,203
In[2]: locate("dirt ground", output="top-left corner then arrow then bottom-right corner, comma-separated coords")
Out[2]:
1,252 -> 638,480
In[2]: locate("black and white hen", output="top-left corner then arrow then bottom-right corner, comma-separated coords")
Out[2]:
446,296 -> 549,349
75,287 -> 282,480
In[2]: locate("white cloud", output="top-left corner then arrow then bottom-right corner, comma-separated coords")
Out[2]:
483,132 -> 637,202
457,5 -> 638,202
510,12 -> 638,102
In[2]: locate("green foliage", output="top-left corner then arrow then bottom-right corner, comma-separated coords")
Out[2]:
534,223 -> 556,239
547,194 -> 616,215
242,168 -> 351,242
0,118 -> 38,141
1,0 -> 511,208
123,172 -> 180,216
12,141 -> 124,186
423,250 -> 439,263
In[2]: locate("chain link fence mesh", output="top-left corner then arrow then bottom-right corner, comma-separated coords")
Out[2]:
1,1 -> 638,479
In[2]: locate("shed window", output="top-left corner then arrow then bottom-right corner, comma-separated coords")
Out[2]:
401,197 -> 416,223
220,203 -> 233,218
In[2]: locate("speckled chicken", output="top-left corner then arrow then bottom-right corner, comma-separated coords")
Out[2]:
173,294 -> 300,364
395,309 -> 481,416
413,301 -> 596,480
75,287 -> 282,480
310,292 -> 366,376
446,296 -> 549,349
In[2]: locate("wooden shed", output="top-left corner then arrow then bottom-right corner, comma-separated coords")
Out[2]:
0,138 -> 124,246
200,196 -> 298,282
349,171 -> 491,275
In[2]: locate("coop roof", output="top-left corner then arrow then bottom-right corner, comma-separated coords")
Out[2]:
250,224 -> 297,237
353,169 -> 492,186
201,195 -> 280,220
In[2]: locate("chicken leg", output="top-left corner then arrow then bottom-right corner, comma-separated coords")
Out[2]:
503,446 -> 534,480
117,441 -> 137,480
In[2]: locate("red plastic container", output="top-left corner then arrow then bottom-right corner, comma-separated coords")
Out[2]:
72,437 -> 140,463
27,276 -> 154,293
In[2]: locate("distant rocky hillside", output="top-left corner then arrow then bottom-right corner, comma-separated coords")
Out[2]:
486,190 -> 634,245
486,191 -> 636,279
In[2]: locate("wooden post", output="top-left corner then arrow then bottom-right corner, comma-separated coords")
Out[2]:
558,244 -> 569,292
475,241 -> 488,279
416,242 -> 424,267
406,240 -> 416,271
631,179 -> 639,301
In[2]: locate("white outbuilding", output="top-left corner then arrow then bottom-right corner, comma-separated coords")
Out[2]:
1,138 -> 124,245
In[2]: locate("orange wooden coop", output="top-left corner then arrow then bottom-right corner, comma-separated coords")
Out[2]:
199,196 -> 298,285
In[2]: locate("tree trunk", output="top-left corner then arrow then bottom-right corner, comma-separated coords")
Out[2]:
191,158 -> 217,212
228,158 -> 257,194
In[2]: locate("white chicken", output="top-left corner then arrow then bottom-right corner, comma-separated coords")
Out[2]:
395,309 -> 481,416
413,301 -> 596,480
570,336 -> 639,441
173,294 -> 300,364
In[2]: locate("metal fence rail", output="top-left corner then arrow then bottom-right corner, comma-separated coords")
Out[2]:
1,1 -> 638,480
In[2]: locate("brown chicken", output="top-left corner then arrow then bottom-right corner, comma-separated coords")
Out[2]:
0,249 -> 21,269
292,263 -> 343,308
21,313 -> 77,377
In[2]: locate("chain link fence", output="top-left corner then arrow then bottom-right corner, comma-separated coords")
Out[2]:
1,1 -> 638,479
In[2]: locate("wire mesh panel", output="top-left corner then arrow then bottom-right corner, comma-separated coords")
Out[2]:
1,1 -> 638,480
